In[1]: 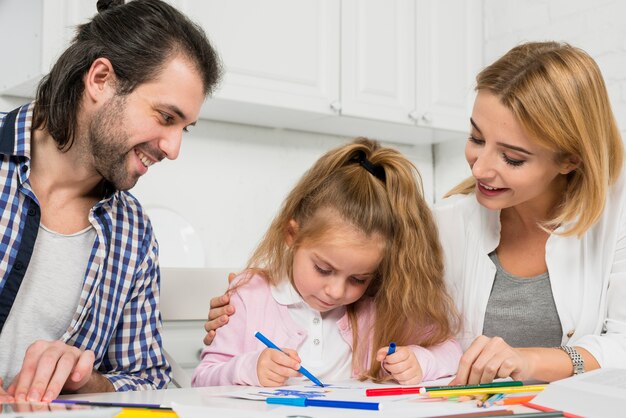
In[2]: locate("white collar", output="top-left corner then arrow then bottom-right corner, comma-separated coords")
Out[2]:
271,278 -> 305,306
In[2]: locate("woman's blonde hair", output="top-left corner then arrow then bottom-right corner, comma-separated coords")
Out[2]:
247,137 -> 458,381
446,41 -> 624,236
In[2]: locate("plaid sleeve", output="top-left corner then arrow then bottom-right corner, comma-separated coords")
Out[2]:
100,223 -> 171,390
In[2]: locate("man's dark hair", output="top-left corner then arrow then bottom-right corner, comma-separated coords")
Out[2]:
32,0 -> 221,150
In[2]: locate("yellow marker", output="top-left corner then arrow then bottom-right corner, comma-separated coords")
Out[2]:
427,384 -> 547,397
475,393 -> 490,406
116,409 -> 178,418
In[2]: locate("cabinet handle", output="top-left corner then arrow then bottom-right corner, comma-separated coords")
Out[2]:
330,101 -> 342,113
408,110 -> 419,122
420,112 -> 433,124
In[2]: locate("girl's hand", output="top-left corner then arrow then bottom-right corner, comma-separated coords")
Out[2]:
450,335 -> 533,385
376,346 -> 423,385
257,348 -> 302,387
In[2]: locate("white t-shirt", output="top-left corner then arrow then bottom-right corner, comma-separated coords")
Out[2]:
270,280 -> 352,382
0,224 -> 95,386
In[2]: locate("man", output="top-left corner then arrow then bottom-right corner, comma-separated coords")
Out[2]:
0,0 -> 220,401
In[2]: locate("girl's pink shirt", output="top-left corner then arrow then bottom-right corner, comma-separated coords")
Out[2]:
191,274 -> 461,386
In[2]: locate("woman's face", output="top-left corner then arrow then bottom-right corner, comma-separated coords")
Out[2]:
465,91 -> 574,214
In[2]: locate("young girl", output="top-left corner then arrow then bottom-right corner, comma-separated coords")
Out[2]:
191,138 -> 461,387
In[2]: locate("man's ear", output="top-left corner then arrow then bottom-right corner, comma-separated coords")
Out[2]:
84,57 -> 116,104
285,219 -> 299,247
559,154 -> 581,175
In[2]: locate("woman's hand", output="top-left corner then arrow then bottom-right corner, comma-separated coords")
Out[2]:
375,346 -> 423,385
203,273 -> 237,345
256,348 -> 302,387
450,335 -> 535,385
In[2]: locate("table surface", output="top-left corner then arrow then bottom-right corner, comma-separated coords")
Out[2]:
58,381 -> 543,418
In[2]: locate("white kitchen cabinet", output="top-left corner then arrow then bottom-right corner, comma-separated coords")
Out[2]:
0,0 -> 480,143
182,0 -> 340,117
0,0 -> 95,97
340,0 -> 416,125
415,0 -> 483,132
190,0 -> 480,142
340,0 -> 481,132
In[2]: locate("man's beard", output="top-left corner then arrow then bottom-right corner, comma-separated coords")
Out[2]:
88,96 -> 139,191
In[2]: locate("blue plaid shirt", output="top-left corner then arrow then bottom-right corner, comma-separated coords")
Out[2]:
0,103 -> 170,390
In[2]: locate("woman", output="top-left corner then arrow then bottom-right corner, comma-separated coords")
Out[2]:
204,41 -> 626,384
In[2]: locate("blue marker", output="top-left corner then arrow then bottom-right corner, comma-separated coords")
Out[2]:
254,331 -> 325,387
266,397 -> 382,411
387,342 -> 396,356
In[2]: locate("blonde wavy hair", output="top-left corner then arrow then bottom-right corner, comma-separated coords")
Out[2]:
446,41 -> 624,237
245,137 -> 459,381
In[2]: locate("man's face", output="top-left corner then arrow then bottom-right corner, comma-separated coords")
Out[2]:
88,56 -> 206,191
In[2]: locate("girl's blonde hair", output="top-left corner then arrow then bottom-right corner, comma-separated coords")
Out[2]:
446,41 -> 624,236
247,137 -> 458,381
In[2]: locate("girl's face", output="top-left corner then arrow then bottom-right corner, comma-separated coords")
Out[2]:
465,90 -> 575,213
289,218 -> 384,313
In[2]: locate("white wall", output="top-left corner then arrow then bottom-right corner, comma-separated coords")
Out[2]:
433,0 -> 626,200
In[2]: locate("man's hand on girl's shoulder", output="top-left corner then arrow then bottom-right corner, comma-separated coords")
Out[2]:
203,272 -> 237,345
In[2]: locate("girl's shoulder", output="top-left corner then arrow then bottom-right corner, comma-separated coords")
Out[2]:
353,297 -> 376,319
354,296 -> 374,310
228,271 -> 272,294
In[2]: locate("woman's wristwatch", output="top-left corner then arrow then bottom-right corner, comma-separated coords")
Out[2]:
559,345 -> 585,375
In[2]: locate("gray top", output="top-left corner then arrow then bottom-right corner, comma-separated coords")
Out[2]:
0,224 -> 95,386
482,252 -> 563,348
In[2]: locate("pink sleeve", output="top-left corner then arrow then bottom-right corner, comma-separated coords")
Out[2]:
191,288 -> 262,386
410,339 -> 462,381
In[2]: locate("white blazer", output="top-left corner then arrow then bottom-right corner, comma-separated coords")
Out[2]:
434,173 -> 626,368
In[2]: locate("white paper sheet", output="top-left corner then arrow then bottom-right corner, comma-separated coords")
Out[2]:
173,379 -> 511,418
532,367 -> 626,418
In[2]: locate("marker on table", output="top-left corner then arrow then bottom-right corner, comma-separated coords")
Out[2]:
497,412 -> 565,418
52,399 -> 171,410
428,411 -> 514,418
426,381 -> 524,392
254,331 -> 325,387
365,386 -> 423,396
495,395 -> 536,405
524,401 -> 582,418
475,393 -> 490,407
427,384 -> 547,397
365,381 -> 523,397
266,397 -> 382,411
481,393 -> 505,408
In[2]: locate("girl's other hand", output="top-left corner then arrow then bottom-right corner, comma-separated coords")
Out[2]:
256,348 -> 302,387
450,335 -> 532,385
376,346 -> 423,385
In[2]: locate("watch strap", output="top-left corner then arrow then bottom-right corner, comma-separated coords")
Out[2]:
559,345 -> 584,375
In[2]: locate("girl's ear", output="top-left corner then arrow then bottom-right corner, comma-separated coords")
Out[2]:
285,219 -> 299,247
